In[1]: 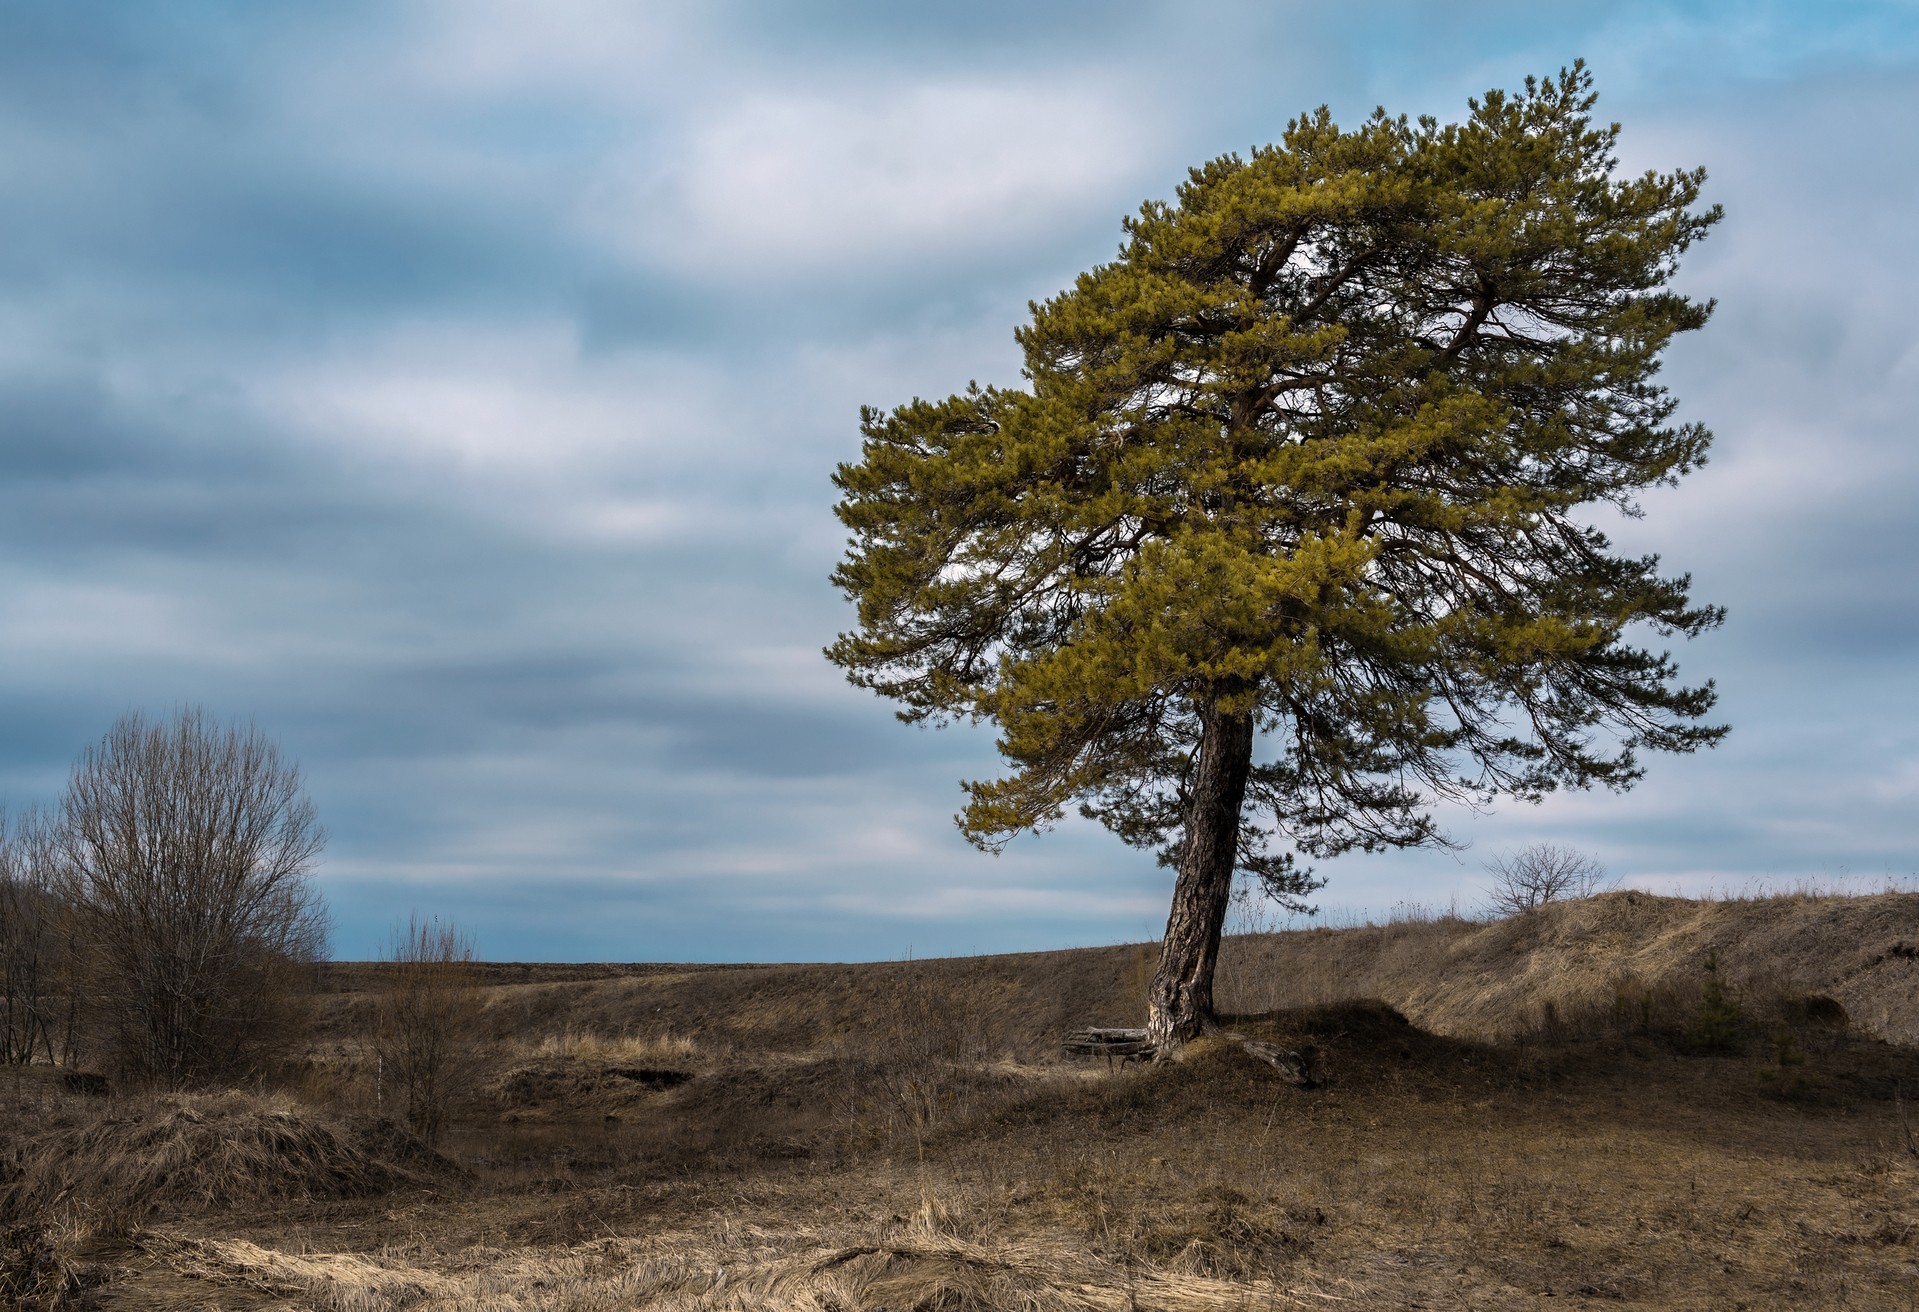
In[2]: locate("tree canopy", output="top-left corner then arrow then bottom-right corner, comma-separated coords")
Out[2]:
829,65 -> 1725,1045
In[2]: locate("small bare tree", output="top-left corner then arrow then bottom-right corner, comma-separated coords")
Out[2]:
372,914 -> 480,1145
0,808 -> 81,1066
1484,842 -> 1613,917
55,708 -> 329,1085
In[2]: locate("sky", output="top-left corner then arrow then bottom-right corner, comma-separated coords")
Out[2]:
1,1 -> 1915,962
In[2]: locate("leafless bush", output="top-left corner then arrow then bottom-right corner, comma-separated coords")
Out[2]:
54,708 -> 329,1086
372,914 -> 481,1145
859,958 -> 997,1142
1484,842 -> 1613,917
0,808 -> 82,1067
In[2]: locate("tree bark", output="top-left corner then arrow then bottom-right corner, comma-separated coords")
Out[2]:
1145,696 -> 1257,1052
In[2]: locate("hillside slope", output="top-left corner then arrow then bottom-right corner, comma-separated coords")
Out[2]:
1215,890 -> 1919,1044
318,890 -> 1919,1052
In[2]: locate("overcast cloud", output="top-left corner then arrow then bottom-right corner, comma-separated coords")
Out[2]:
2,2 -> 1915,960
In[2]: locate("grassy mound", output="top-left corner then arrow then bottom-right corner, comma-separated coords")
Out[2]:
488,1056 -> 692,1120
0,1091 -> 459,1235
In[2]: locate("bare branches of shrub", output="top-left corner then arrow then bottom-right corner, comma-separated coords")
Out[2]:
0,807 -> 82,1067
372,914 -> 481,1145
1484,843 -> 1614,918
54,708 -> 329,1085
853,958 -> 999,1144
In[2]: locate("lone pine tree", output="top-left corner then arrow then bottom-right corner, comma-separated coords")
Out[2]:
829,65 -> 1725,1051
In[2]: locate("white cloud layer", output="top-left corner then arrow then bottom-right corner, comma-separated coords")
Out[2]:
587,77 -> 1156,277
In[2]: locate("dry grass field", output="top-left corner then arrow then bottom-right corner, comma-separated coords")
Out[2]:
4,889 -> 1918,1310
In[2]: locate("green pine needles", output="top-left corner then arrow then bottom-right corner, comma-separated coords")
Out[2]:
829,65 -> 1726,1042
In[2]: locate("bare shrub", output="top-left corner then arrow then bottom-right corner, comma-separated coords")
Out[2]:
1483,843 -> 1612,917
0,808 -> 82,1067
54,709 -> 329,1086
858,958 -> 997,1142
372,914 -> 481,1146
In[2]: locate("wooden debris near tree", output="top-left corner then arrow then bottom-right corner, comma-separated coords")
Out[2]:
1062,1028 -> 1316,1086
1062,1027 -> 1154,1068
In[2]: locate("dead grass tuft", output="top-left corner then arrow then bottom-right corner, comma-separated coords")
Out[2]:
1121,1185 -> 1316,1280
0,1091 -> 461,1237
0,1218 -> 90,1310
529,1029 -> 704,1065
141,1223 -> 1360,1311
486,1055 -> 694,1123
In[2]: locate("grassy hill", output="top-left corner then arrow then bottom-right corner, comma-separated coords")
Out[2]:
6,890 -> 1918,1309
312,887 -> 1919,1048
1213,888 -> 1919,1044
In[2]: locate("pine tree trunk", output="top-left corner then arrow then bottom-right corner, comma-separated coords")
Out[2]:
1145,696 -> 1257,1053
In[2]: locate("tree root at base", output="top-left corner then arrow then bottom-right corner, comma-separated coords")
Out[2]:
1061,1028 -> 1315,1085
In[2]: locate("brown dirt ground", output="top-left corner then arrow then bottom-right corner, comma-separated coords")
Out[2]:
7,891 -> 1918,1310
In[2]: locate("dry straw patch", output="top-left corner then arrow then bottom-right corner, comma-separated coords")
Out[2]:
0,1091 -> 455,1237
528,1029 -> 704,1066
145,1224 -> 1371,1311
146,1235 -> 465,1311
